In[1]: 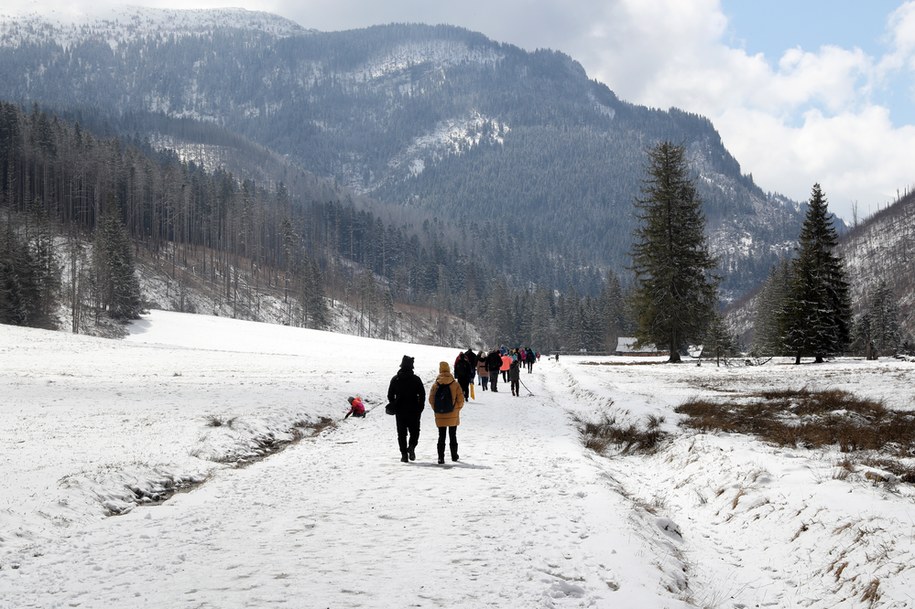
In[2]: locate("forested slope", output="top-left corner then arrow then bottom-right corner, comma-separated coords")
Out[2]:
0,10 -> 812,300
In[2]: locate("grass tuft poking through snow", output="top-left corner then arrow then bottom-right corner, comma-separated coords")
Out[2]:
575,411 -> 666,455
675,388 -> 915,454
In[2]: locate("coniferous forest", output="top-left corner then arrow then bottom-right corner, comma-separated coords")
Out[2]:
0,102 -> 630,351
2,12 -> 913,356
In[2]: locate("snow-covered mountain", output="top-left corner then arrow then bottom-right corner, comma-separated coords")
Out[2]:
839,189 -> 915,337
0,8 -> 814,298
0,5 -> 308,46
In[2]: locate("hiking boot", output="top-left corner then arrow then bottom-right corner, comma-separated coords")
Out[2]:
437,456 -> 445,464
400,452 -> 409,463
408,448 -> 416,461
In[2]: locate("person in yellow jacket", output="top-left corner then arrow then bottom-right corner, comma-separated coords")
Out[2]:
428,361 -> 465,464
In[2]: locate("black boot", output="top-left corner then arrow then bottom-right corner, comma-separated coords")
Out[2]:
408,446 -> 416,461
450,443 -> 459,462
401,451 -> 409,463
437,442 -> 445,465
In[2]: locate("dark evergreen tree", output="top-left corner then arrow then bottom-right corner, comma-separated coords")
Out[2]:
380,288 -> 396,340
0,221 -> 31,326
297,254 -> 327,330
597,271 -> 626,351
484,281 -> 513,346
26,203 -> 61,328
852,279 -> 901,359
751,258 -> 791,356
527,287 -> 555,351
0,213 -> 60,329
93,208 -> 142,320
703,310 -> 737,366
631,142 -> 718,362
781,184 -> 851,363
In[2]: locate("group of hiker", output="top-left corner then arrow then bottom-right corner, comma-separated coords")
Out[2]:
473,346 -> 539,396
380,346 -> 540,465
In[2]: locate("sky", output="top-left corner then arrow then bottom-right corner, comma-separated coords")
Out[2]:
5,0 -> 915,221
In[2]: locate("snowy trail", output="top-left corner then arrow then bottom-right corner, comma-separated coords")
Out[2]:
5,312 -> 915,608
1,339 -> 684,608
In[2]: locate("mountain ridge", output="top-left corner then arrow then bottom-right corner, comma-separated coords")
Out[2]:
0,8 -> 813,299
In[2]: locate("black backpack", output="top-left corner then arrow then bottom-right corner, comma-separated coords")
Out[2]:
455,358 -> 471,379
433,382 -> 455,414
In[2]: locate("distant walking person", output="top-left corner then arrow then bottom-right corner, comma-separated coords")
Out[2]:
464,348 -> 478,387
428,361 -> 465,464
477,353 -> 489,391
486,350 -> 502,392
509,359 -> 520,396
454,352 -> 473,400
500,353 -> 512,382
387,355 -> 426,462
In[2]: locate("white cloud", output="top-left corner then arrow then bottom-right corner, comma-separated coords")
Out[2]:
718,105 -> 913,217
553,0 -> 913,221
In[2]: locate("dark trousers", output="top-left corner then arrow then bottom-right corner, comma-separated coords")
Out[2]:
437,426 -> 458,460
481,376 -> 489,390
489,369 -> 499,391
511,379 -> 520,395
395,412 -> 420,454
457,378 -> 470,400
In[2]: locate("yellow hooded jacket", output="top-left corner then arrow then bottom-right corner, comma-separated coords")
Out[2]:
428,361 -> 465,428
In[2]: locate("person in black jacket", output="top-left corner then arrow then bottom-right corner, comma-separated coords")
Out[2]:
454,352 -> 473,400
464,348 -> 478,386
387,355 -> 426,462
509,358 -> 521,396
486,350 -> 502,392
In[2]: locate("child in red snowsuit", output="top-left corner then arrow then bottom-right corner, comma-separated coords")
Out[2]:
345,396 -> 366,418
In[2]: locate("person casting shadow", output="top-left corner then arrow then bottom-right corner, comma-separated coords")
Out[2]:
387,355 -> 425,462
428,361 -> 465,464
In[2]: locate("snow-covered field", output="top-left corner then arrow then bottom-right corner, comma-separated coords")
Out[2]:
1,311 -> 914,608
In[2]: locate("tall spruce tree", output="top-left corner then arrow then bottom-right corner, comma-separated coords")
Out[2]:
631,142 -> 718,363
751,258 -> 792,356
781,183 -> 851,363
93,209 -> 142,321
598,271 -> 626,352
852,279 -> 901,359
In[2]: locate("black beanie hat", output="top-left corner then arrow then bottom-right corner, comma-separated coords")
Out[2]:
400,355 -> 414,370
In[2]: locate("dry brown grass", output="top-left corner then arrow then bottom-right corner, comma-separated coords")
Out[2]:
861,578 -> 881,606
675,389 -> 915,454
860,457 -> 915,484
576,413 -> 666,455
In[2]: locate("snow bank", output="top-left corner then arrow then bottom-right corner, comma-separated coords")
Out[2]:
2,312 -> 914,608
